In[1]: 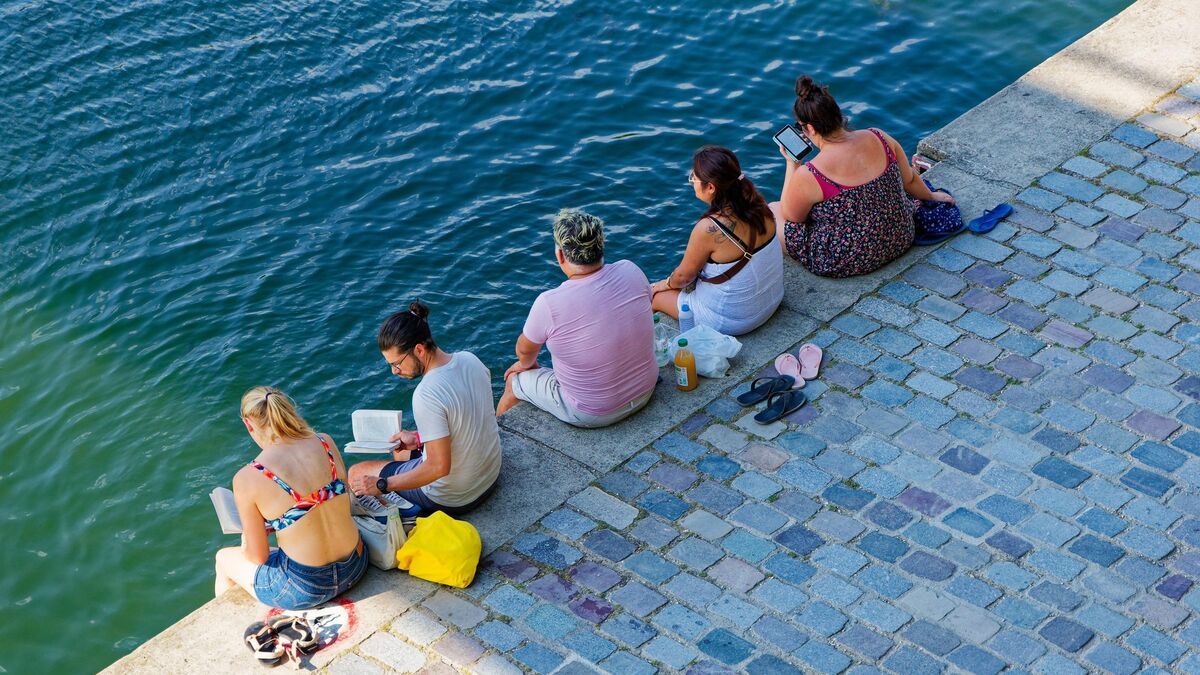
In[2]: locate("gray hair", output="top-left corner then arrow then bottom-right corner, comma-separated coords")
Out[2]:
552,209 -> 605,266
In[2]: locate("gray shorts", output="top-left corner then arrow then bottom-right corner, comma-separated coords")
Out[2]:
512,368 -> 653,428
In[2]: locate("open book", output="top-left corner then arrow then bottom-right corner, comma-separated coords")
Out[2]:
344,409 -> 404,454
210,487 -> 242,534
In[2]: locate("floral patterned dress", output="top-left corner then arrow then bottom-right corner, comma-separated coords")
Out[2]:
783,129 -> 915,278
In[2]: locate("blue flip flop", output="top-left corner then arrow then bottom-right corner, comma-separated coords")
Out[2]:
968,203 -> 1013,234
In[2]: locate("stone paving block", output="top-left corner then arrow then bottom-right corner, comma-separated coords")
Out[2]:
680,510 -> 733,541
425,591 -> 488,630
668,537 -> 723,570
1137,159 -> 1188,184
655,433 -> 706,463
1138,112 -> 1193,137
652,603 -> 709,641
328,654 -> 386,675
899,551 -> 955,581
1039,616 -> 1095,653
601,612 -> 657,648
947,644 -> 1005,675
1127,625 -> 1187,665
1058,201 -> 1106,225
433,632 -> 486,667
1017,186 -> 1065,210
851,597 -> 911,633
905,264 -> 967,297
641,635 -> 696,670
705,590 -> 763,629
1041,320 -> 1093,348
698,425 -> 749,454
623,550 -> 680,584
950,234 -> 1014,263
1028,549 -> 1087,581
360,632 -> 428,672
1085,643 -> 1142,675
704,556 -> 763,595
649,463 -> 699,492
835,624 -> 893,660
1096,192 -> 1144,217
860,565 -> 913,599
583,529 -> 636,562
793,642 -> 851,673
568,485 -> 643,528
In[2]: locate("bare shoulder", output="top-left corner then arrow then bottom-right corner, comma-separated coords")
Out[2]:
319,432 -> 339,451
232,463 -> 261,491
688,216 -> 723,245
870,127 -> 902,149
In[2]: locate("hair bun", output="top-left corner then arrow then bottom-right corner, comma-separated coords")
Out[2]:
795,74 -> 823,100
408,301 -> 429,320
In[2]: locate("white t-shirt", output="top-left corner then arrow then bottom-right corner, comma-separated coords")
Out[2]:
412,352 -> 502,506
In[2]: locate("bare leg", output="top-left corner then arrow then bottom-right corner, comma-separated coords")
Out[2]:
348,459 -> 395,486
215,545 -> 261,599
496,375 -> 523,416
652,289 -> 681,318
769,201 -> 788,254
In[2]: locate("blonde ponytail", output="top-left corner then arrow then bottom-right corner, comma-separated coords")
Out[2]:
240,386 -> 315,443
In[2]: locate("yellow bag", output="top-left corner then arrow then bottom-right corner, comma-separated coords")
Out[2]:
395,511 -> 482,588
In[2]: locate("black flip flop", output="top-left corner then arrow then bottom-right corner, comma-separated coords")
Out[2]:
244,621 -> 284,667
271,615 -> 320,659
754,389 -> 808,424
736,375 -> 796,406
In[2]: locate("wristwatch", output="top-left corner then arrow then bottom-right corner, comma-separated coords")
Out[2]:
376,477 -> 389,494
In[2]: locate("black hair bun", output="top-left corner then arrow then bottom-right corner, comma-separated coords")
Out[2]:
408,300 -> 430,320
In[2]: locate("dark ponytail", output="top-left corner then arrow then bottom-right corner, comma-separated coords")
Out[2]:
792,75 -> 845,137
378,301 -> 436,352
692,145 -> 773,240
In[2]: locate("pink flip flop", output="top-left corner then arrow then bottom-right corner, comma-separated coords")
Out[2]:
798,343 -> 822,381
773,353 -> 804,389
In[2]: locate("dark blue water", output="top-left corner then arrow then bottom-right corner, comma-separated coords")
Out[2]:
0,0 -> 1131,671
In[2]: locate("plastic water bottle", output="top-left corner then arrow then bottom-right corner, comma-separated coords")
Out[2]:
653,313 -> 676,368
678,303 -> 695,333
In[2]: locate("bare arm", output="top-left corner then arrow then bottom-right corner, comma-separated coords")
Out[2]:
651,220 -> 715,294
778,150 -> 820,224
882,130 -> 953,203
232,469 -> 270,565
380,435 -> 451,491
503,333 -> 542,380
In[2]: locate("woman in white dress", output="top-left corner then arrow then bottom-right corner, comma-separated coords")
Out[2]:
651,145 -> 784,336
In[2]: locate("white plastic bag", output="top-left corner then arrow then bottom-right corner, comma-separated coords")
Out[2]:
352,495 -> 408,570
668,325 -> 742,378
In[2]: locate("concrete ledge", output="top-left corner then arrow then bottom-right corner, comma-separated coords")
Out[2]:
920,0 -> 1200,186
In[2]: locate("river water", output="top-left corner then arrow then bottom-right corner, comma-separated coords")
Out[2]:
0,0 -> 1132,671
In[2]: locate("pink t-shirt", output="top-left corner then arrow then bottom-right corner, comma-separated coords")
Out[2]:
523,260 -> 658,415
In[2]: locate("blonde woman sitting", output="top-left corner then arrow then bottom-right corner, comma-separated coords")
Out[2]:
214,387 -> 366,610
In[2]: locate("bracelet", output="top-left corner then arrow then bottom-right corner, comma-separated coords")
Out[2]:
663,278 -> 674,290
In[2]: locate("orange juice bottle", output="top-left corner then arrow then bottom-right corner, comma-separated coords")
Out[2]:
675,338 -> 698,391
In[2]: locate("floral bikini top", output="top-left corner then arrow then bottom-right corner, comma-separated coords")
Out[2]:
250,434 -> 346,531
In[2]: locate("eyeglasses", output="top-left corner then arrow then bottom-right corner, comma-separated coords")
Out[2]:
388,351 -> 413,374
685,171 -> 697,186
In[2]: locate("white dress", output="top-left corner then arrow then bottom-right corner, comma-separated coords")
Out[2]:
677,220 -> 784,336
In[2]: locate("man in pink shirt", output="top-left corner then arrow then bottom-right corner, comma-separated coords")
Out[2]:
497,209 -> 659,427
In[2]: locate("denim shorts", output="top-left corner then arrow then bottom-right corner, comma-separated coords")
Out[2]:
379,456 -> 497,516
253,540 -> 367,610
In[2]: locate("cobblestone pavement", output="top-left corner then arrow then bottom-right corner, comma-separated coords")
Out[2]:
328,82 -> 1200,674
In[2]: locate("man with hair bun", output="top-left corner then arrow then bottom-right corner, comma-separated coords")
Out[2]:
497,209 -> 658,428
348,301 -> 501,515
